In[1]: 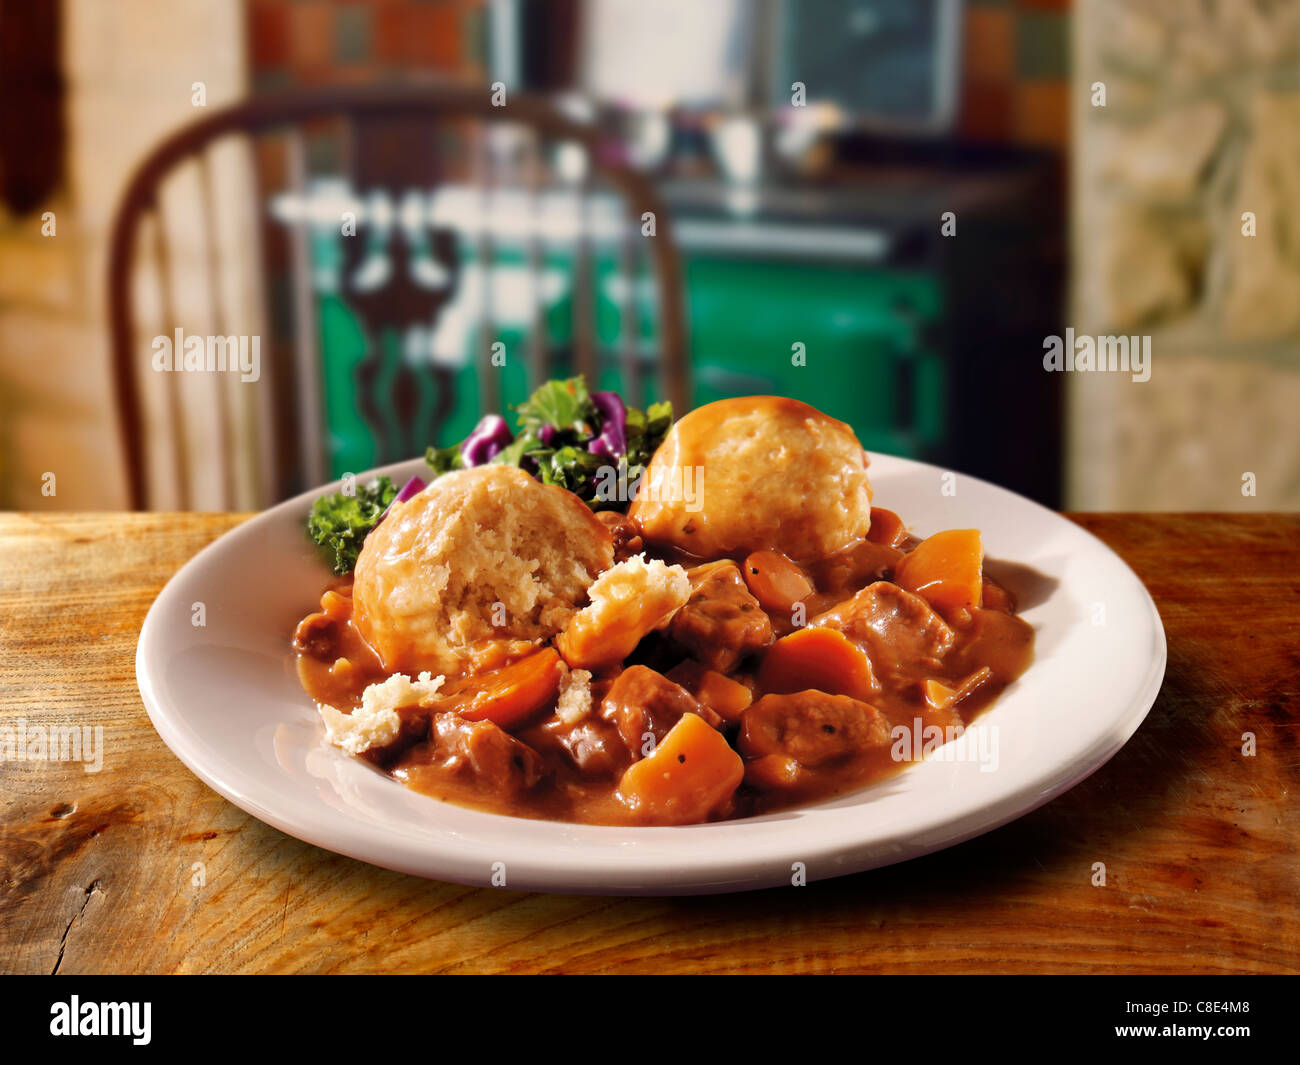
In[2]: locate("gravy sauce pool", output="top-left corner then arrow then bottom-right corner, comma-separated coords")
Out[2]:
294,534 -> 1034,826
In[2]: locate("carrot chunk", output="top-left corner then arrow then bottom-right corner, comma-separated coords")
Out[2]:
756,626 -> 879,701
981,578 -> 1014,612
866,507 -> 907,548
893,529 -> 984,614
667,659 -> 753,723
695,669 -> 753,722
616,712 -> 744,824
440,648 -> 564,730
925,667 -> 993,712
743,753 -> 803,791
923,678 -> 958,711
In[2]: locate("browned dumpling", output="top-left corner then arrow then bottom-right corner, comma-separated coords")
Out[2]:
629,396 -> 873,563
353,465 -> 613,677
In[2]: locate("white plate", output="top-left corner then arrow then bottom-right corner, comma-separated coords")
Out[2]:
137,454 -> 1166,895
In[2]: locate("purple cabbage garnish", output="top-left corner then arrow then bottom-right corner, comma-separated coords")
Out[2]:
393,475 -> 427,504
376,474 -> 427,526
461,414 -> 514,466
538,423 -> 557,446
587,391 -> 627,459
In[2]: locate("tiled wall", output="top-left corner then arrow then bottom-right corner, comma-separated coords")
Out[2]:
246,0 -> 482,91
960,0 -> 1071,153
244,0 -> 1072,148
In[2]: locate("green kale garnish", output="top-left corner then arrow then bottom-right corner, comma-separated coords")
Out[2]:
536,445 -> 607,496
306,475 -> 398,575
489,433 -> 540,468
307,379 -> 676,575
424,442 -> 465,476
625,399 -> 673,469
514,377 -> 597,439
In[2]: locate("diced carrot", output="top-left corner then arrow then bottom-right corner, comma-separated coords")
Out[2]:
981,578 -> 1014,612
616,712 -> 744,825
441,648 -> 564,730
329,657 -> 359,685
666,659 -> 754,722
893,529 -> 984,614
866,507 -> 907,548
922,667 -> 993,724
742,550 -> 814,613
756,626 -> 879,701
923,678 -> 958,711
320,589 -> 351,618
743,753 -> 802,791
919,699 -> 963,735
695,669 -> 753,723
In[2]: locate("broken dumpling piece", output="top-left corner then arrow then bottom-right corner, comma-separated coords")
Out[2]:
556,554 -> 690,670
317,671 -> 446,757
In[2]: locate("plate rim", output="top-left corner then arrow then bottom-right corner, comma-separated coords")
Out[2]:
136,453 -> 1168,895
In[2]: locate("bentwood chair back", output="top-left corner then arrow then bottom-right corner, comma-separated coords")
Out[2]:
107,85 -> 689,509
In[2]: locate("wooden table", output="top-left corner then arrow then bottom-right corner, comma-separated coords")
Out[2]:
1,512 -> 1296,974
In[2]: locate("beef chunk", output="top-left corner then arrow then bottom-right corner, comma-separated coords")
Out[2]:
669,560 -> 773,672
809,540 -> 904,594
431,713 -> 545,794
530,715 -> 631,780
812,581 -> 954,688
293,611 -> 339,659
600,664 -> 723,758
946,607 -> 1034,686
739,691 -> 890,769
595,510 -> 645,564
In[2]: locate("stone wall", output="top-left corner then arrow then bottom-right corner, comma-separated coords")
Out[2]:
1070,0 -> 1300,510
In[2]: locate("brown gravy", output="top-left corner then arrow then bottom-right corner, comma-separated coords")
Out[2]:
294,528 -> 1034,826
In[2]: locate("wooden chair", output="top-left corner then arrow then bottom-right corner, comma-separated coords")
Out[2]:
107,85 -> 689,510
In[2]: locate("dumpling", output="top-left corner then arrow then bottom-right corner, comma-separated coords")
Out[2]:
628,396 -> 872,563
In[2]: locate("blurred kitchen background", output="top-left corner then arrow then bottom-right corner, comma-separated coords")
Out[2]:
1,0 -> 1297,512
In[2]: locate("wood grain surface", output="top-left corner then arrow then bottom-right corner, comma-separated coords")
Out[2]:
1,512 -> 1296,974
